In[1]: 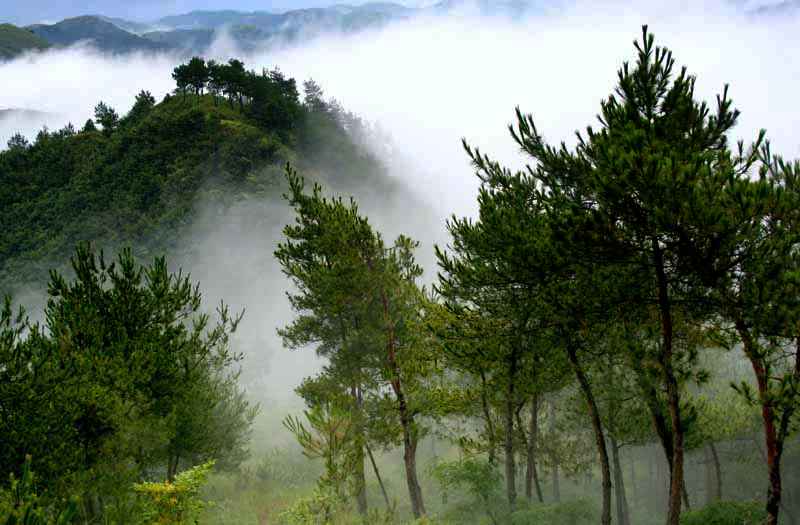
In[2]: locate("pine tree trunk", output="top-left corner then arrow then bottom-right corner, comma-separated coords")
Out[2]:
381,291 -> 425,518
524,395 -> 544,503
398,391 -> 425,518
366,442 -> 391,510
704,445 -> 714,505
567,342 -> 611,525
736,319 -> 781,525
551,401 -> 561,503
504,350 -> 518,510
630,455 -> 637,510
354,442 -> 368,515
480,370 -> 497,465
709,442 -> 722,501
611,436 -> 631,525
653,240 -> 685,525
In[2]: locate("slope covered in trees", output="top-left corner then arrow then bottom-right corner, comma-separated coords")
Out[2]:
0,57 -> 399,292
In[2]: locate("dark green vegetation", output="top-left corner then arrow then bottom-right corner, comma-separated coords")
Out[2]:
0,246 -> 254,522
679,501 -> 767,525
0,24 -> 49,59
2,26 -> 800,525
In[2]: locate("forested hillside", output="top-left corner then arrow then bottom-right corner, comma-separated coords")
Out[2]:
0,57 -> 399,292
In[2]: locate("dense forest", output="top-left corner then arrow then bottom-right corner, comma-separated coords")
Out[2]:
2,27 -> 800,525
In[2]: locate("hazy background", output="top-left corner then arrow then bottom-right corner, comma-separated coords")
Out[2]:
2,0 -> 799,405
1,0 -> 438,25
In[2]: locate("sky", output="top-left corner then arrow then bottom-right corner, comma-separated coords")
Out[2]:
2,0 -> 790,26
0,0 -> 435,25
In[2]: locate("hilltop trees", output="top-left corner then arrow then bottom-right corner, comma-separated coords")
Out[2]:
93,101 -> 119,134
170,57 -> 300,138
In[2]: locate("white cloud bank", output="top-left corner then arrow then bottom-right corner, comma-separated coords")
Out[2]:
1,0 -> 798,399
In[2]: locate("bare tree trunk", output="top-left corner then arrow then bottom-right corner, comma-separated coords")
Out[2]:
567,342 -> 611,525
366,442 -> 391,510
611,436 -> 631,525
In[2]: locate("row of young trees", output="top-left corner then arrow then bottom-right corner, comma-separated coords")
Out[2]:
277,27 -> 800,525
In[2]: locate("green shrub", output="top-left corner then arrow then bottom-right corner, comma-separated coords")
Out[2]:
277,488 -> 346,525
0,457 -> 78,525
509,500 -> 597,525
133,461 -> 215,524
429,457 -> 502,524
679,501 -> 767,525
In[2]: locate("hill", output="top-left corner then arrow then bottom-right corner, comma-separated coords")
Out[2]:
0,24 -> 49,60
0,63 -> 415,292
27,16 -> 168,54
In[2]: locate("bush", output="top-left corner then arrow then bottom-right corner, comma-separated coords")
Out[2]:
277,488 -> 346,525
679,501 -> 767,525
133,461 -> 215,524
509,500 -> 597,525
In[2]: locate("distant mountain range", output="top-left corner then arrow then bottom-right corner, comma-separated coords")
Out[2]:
0,3 -> 421,59
27,16 -> 169,54
0,0 -> 792,61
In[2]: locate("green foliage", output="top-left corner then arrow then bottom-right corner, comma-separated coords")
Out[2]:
133,461 -> 215,524
93,101 -> 119,134
0,457 -> 78,525
429,458 -> 500,506
255,449 -> 320,489
508,500 -> 597,525
283,405 -> 358,500
679,501 -> 767,525
0,245 -> 254,511
277,488 -> 347,525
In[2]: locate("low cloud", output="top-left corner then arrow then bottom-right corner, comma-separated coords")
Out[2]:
1,0 -> 798,401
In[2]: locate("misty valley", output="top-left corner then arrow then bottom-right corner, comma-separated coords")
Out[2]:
1,2 -> 800,525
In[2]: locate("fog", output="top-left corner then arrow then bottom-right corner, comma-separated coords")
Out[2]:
2,0 -> 799,403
